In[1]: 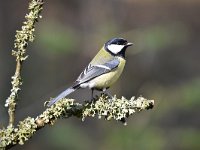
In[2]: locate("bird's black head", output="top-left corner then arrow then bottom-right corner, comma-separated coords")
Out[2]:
104,38 -> 133,58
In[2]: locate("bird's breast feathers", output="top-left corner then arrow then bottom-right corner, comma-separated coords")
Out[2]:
86,57 -> 126,90
76,47 -> 126,90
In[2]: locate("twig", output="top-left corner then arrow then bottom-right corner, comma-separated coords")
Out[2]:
0,95 -> 154,149
5,0 -> 44,127
0,1 -> 155,150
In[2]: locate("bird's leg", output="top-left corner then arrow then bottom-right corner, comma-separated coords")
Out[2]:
102,88 -> 113,102
91,88 -> 94,100
91,89 -> 99,102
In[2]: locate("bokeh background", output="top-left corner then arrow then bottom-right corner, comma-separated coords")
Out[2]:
0,0 -> 200,149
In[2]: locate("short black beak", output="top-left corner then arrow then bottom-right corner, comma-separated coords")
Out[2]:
126,42 -> 133,47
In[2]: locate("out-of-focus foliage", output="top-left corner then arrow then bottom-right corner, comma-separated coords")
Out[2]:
48,123 -> 92,150
131,22 -> 190,54
38,22 -> 79,55
0,0 -> 200,150
180,79 -> 200,107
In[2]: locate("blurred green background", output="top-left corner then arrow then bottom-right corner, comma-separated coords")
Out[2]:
0,0 -> 200,150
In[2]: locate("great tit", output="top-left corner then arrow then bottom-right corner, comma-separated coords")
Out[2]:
47,37 -> 133,107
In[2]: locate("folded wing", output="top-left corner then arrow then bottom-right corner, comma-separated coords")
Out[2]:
74,58 -> 120,86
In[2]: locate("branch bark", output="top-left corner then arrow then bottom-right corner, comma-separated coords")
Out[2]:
0,0 -> 155,149
4,0 -> 44,127
0,95 -> 154,149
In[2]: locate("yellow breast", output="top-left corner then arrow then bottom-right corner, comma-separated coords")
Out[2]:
90,57 -> 126,90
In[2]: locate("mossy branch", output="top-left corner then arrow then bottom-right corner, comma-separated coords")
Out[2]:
0,0 -> 155,149
0,95 -> 154,149
5,0 -> 44,127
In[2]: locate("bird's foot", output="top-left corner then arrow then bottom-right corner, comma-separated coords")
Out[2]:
101,90 -> 113,103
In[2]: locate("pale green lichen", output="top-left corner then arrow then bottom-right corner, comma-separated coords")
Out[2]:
0,0 -> 155,149
12,0 -> 43,61
0,117 -> 37,148
5,0 -> 44,127
42,94 -> 154,125
81,95 -> 154,124
16,117 -> 37,145
38,99 -> 76,125
0,95 -> 154,148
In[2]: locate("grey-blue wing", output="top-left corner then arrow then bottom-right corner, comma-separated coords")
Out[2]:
75,58 -> 120,85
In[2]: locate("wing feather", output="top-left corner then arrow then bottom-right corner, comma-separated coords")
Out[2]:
75,58 -> 119,85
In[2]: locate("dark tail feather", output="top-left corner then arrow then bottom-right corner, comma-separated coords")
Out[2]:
47,86 -> 77,107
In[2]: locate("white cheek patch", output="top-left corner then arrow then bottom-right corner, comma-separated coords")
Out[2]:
107,44 -> 124,54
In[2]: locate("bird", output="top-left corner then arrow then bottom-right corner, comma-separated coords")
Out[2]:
47,37 -> 133,107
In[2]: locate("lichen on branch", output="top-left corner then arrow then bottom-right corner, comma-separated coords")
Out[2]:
12,0 -> 44,61
0,1 -> 155,150
5,0 -> 44,127
0,95 -> 154,149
